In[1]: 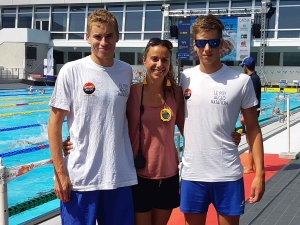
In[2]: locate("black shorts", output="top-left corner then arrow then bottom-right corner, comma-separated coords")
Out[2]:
132,173 -> 180,213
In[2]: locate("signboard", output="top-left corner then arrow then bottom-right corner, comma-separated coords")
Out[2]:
178,16 -> 252,61
44,47 -> 54,76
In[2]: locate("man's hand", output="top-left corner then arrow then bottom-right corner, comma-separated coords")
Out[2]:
249,175 -> 265,203
54,173 -> 73,203
63,136 -> 73,157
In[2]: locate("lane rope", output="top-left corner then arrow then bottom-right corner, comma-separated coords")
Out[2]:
0,109 -> 50,117
0,101 -> 48,108
0,96 -> 50,102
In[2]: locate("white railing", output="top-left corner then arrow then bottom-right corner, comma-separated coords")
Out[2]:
0,68 -> 23,80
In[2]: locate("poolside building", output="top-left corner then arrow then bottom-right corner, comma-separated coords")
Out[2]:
0,0 -> 299,87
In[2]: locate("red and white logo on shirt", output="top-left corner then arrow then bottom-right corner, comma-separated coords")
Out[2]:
83,82 -> 95,95
184,88 -> 192,100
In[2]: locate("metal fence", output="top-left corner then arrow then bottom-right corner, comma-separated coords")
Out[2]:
0,68 -> 23,80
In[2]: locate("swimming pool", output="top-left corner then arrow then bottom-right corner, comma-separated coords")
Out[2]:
0,87 -> 300,224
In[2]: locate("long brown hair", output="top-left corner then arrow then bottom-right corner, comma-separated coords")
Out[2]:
142,40 -> 176,93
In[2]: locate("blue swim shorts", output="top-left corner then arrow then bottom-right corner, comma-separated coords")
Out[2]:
180,178 -> 245,216
60,186 -> 134,225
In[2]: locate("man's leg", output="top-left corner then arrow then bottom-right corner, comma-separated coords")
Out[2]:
217,214 -> 240,225
184,213 -> 207,225
212,178 -> 245,225
97,186 -> 134,225
180,180 -> 210,225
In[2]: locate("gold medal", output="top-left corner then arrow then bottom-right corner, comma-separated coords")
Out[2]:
160,107 -> 172,122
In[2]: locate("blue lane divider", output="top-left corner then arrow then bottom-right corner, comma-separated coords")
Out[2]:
0,124 -> 41,132
0,120 -> 67,132
0,144 -> 49,158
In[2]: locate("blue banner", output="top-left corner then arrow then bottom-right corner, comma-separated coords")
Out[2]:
177,17 -> 251,61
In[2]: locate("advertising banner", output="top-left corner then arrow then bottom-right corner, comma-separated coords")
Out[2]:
178,16 -> 251,61
45,47 -> 54,76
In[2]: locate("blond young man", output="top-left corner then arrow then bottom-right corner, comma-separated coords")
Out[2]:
179,15 -> 265,225
48,9 -> 137,225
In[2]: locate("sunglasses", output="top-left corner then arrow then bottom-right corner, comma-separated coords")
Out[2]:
195,39 -> 221,49
147,38 -> 173,49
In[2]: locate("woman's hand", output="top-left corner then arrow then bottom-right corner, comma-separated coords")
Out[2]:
231,131 -> 242,146
63,136 -> 73,156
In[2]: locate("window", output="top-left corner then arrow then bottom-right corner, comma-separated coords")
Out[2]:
145,12 -> 162,31
278,7 -> 300,29
278,31 -> 300,38
35,7 -> 50,13
137,52 -> 143,65
68,52 -> 82,62
280,0 -> 300,6
35,7 -> 50,31
106,5 -> 123,11
69,33 -> 85,40
2,8 -> 16,13
146,4 -> 162,10
51,33 -> 66,39
209,1 -> 229,8
250,52 -> 258,64
69,13 -> 85,32
125,12 -> 143,31
120,52 -> 135,65
1,8 -> 16,28
70,6 -> 85,12
266,31 -> 274,38
283,52 -> 300,66
168,3 -> 185,10
88,5 -> 105,12
112,12 -> 123,32
53,50 -> 64,64
18,14 -> 32,28
52,6 -> 68,13
2,14 -> 16,28
264,53 -> 280,66
51,13 -> 67,31
124,33 -> 141,40
19,7 -> 32,13
84,52 -> 91,57
144,33 -> 161,40
231,0 -> 252,8
126,5 -> 143,11
187,2 -> 206,9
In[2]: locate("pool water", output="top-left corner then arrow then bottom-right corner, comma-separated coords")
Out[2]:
0,87 -> 299,224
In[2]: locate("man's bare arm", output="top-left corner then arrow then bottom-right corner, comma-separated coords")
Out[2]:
242,106 -> 265,203
48,107 -> 72,202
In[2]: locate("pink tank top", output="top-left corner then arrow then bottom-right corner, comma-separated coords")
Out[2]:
127,84 -> 179,179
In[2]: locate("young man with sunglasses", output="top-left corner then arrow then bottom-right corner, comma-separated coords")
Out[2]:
179,14 -> 265,225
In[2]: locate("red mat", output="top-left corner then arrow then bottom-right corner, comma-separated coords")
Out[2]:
167,153 -> 290,225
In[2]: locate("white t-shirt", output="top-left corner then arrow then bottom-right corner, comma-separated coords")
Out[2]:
49,56 -> 137,191
180,64 -> 258,182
